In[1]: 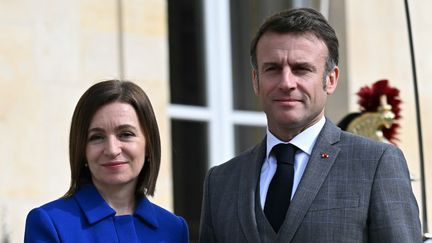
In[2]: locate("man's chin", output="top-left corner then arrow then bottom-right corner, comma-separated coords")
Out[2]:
275,113 -> 303,125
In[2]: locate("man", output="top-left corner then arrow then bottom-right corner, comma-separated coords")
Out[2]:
199,8 -> 421,243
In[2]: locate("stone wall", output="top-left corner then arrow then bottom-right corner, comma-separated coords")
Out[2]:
0,0 -> 171,241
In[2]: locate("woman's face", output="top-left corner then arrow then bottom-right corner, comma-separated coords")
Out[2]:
85,101 -> 146,190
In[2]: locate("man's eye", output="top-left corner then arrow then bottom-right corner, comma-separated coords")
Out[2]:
265,66 -> 278,72
293,67 -> 311,74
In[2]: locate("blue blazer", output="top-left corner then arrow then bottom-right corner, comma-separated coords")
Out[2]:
24,185 -> 188,243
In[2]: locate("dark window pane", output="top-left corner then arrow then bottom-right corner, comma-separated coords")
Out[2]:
230,0 -> 293,111
235,124 -> 266,154
168,0 -> 206,106
171,119 -> 208,242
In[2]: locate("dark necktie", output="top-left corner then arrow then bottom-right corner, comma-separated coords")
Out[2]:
264,143 -> 296,233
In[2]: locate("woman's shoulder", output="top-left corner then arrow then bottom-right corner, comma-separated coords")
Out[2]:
29,195 -> 70,211
25,196 -> 81,242
138,198 -> 186,224
26,196 -> 80,222
134,198 -> 189,241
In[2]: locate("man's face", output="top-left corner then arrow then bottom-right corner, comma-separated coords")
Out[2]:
253,32 -> 338,141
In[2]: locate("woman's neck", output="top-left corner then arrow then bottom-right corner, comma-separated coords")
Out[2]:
93,181 -> 137,216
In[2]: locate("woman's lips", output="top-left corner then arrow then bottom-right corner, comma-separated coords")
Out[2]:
102,162 -> 127,168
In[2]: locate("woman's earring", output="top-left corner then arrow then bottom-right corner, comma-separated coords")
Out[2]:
84,163 -> 88,167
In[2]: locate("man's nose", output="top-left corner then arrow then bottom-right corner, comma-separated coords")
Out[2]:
279,68 -> 296,90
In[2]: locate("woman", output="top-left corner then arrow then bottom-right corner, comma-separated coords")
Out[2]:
24,80 -> 188,242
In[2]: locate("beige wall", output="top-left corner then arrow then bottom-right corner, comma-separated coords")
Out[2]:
0,0 -> 171,242
2,0 -> 432,241
344,0 -> 432,231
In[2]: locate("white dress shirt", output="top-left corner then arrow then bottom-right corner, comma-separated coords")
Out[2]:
259,117 -> 326,208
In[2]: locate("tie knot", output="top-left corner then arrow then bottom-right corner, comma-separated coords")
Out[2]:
273,143 -> 296,165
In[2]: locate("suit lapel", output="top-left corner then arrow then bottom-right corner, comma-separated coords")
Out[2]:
238,140 -> 266,243
277,120 -> 341,242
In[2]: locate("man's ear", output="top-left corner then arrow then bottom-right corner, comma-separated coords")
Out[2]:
325,66 -> 339,95
252,69 -> 259,95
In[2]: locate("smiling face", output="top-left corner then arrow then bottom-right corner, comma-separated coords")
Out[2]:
86,102 -> 146,191
253,31 -> 339,141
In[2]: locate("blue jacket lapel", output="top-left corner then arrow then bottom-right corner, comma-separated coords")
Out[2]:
74,185 -> 116,224
74,184 -> 159,229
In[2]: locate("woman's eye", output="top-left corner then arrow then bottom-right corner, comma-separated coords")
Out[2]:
88,134 -> 104,142
119,132 -> 135,139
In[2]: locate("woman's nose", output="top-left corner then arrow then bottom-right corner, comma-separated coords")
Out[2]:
104,136 -> 121,157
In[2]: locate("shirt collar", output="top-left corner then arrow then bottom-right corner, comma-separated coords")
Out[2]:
74,184 -> 159,228
266,116 -> 326,158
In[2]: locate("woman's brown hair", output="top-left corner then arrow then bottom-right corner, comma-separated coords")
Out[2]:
64,80 -> 161,198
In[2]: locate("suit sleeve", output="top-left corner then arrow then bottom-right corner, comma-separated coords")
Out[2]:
24,207 -> 60,243
199,167 -> 217,243
368,145 -> 422,242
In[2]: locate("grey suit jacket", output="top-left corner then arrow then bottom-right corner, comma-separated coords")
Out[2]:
199,120 -> 421,243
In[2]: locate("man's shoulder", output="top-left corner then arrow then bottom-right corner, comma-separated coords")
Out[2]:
339,129 -> 391,145
338,129 -> 400,155
210,142 -> 263,174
